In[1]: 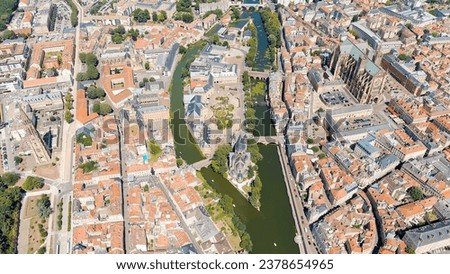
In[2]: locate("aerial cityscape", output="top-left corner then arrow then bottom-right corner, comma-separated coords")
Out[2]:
0,0 -> 450,255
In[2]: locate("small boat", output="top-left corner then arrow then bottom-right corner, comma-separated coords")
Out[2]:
212,179 -> 215,182
273,243 -> 277,247
233,204 -> 236,208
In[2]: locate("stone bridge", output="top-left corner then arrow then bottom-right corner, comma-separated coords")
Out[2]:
191,158 -> 212,171
246,69 -> 271,80
253,135 -> 281,144
230,0 -> 267,9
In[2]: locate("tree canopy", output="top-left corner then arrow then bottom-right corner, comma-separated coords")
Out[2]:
86,86 -> 105,100
0,0 -> 19,32
407,186 -> 424,201
79,161 -> 98,173
0,185 -> 23,253
37,194 -> 52,219
211,144 -> 232,175
22,176 -> 44,191
76,133 -> 93,146
0,172 -> 20,187
132,8 -> 151,23
93,102 -> 113,116
77,53 -> 99,81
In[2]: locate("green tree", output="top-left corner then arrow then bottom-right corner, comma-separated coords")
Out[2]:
1,30 -> 16,40
231,6 -> 241,20
152,11 -> 158,22
37,194 -> 51,219
76,133 -> 93,146
211,144 -> 232,175
176,158 -> 184,167
79,53 -> 98,66
22,176 -> 45,191
14,156 -> 23,166
398,53 -> 410,61
203,9 -> 223,19
132,8 -> 151,23
145,62 -> 150,70
179,45 -> 187,54
65,92 -> 73,109
65,0 -> 79,27
407,187 -> 424,201
148,140 -> 162,155
0,172 -> 20,186
86,86 -> 105,99
158,11 -> 167,22
86,65 -> 100,80
176,0 -> 192,12
65,110 -> 73,123
37,246 -> 46,254
219,195 -> 234,214
100,102 -> 112,115
247,141 -> 263,163
0,0 -> 20,32
93,102 -> 113,116
79,161 -> 98,173
127,28 -> 139,41
0,186 -> 24,253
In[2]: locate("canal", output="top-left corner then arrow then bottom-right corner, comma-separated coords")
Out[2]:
170,12 -> 297,253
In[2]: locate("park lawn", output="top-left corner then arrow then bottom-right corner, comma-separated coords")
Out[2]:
24,197 -> 48,254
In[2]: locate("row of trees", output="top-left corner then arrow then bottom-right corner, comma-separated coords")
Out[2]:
219,195 -> 253,251
246,139 -> 263,209
109,25 -> 141,44
259,8 -> 281,70
245,24 -> 257,68
64,0 -> 78,27
64,92 -> 74,123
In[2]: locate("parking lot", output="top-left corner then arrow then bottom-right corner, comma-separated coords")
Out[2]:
320,90 -> 351,107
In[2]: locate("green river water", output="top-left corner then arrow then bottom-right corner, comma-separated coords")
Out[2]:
170,14 -> 298,253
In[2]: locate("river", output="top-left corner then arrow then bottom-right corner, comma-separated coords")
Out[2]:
169,43 -> 205,164
169,12 -> 297,253
241,12 -> 271,71
200,144 -> 298,253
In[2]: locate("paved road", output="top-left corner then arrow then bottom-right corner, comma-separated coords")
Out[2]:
53,0 -> 84,254
276,134 -> 318,254
157,180 -> 204,254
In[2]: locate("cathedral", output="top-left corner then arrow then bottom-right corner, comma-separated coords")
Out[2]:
329,40 -> 387,104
